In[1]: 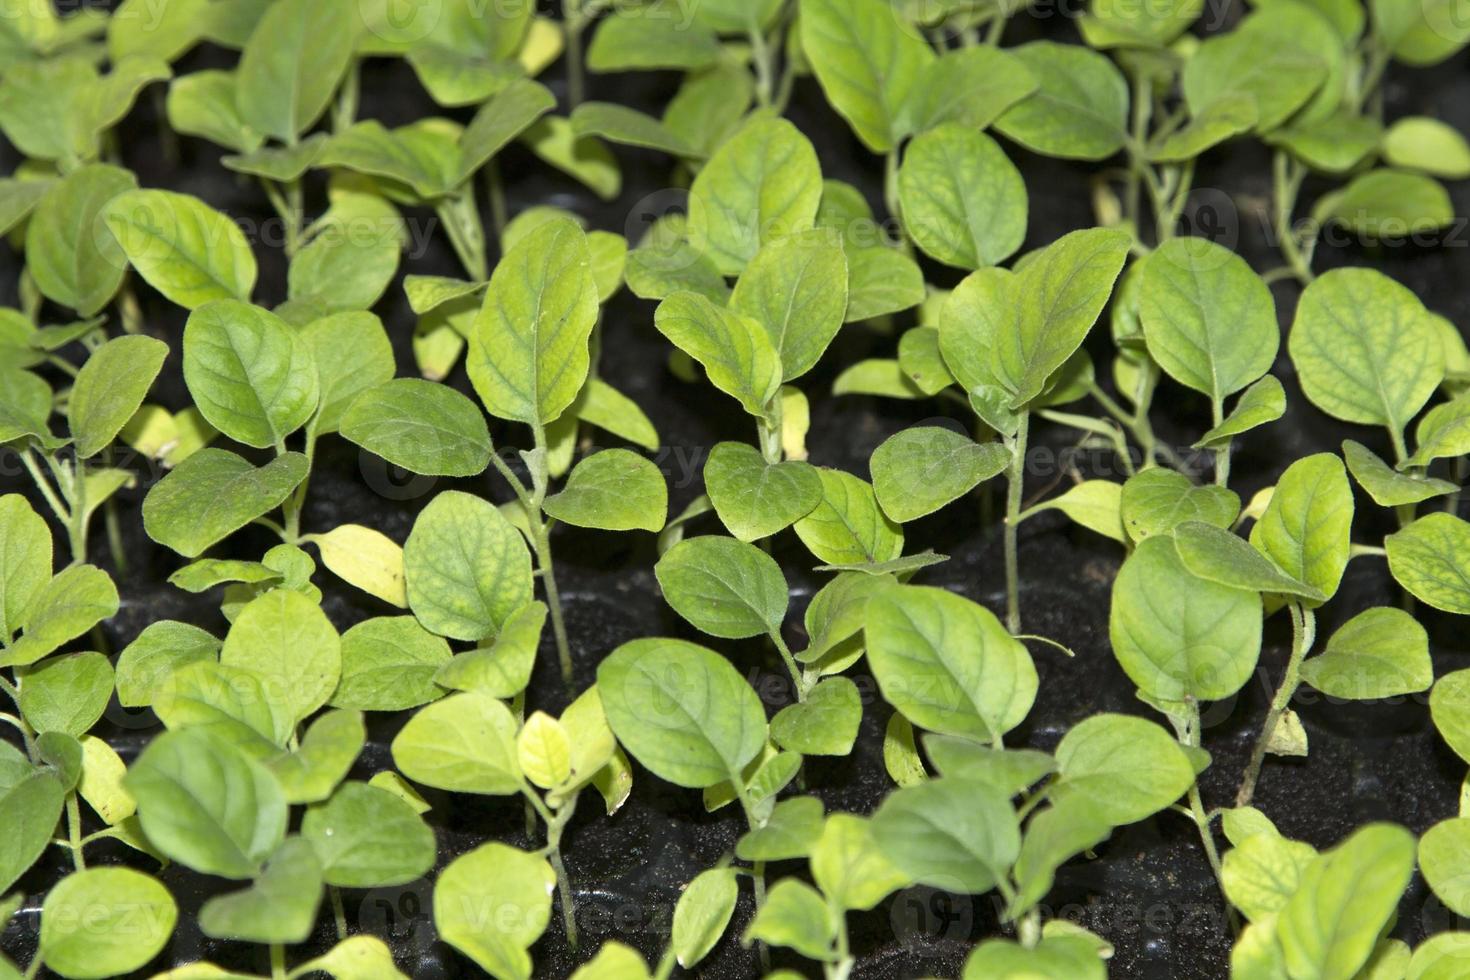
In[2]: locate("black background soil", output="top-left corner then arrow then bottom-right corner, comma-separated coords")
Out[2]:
3,1 -> 1470,977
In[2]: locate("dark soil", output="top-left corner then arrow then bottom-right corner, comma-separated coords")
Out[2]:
3,2 -> 1470,977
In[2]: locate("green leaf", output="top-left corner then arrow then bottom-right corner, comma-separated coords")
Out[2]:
26,163 -> 135,317
687,116 -> 822,275
1139,236 -> 1278,403
1182,16 -> 1327,131
0,771 -> 63,893
0,494 -> 51,642
392,690 -> 521,795
1268,111 -> 1383,174
800,0 -> 934,152
962,933 -> 1108,979
738,795 -> 826,863
17,651 -> 113,737
235,0 -> 355,142
295,936 -> 410,980
3,564 -> 119,668
845,246 -> 927,323
114,621 -> 220,708
871,426 -> 1010,523
1195,376 -> 1288,449
743,878 -> 835,960
900,125 -> 1027,270
302,781 -> 436,888
993,42 -> 1128,160
1409,392 -> 1470,467
1022,480 -> 1125,543
102,189 -> 257,309
1289,267 -> 1444,438
703,441 -> 822,542
807,812 -> 910,913
1081,0 -> 1202,44
896,327 -> 955,396
142,449 -> 307,558
1172,521 -> 1326,601
543,449 -> 668,532
183,300 -> 318,449
1149,96 -> 1259,163
1432,669 -> 1470,763
1386,513 -> 1470,614
468,216 -> 599,426
331,616 -> 450,712
125,727 -> 287,879
434,843 -> 554,980
41,868 -> 177,977
267,709 -> 364,804
434,602 -> 546,700
404,490 -> 533,642
771,676 -> 862,756
997,228 -> 1132,408
1300,606 -> 1432,700
317,119 -> 459,199
597,637 -> 768,789
220,589 -> 341,734
795,468 -> 904,566
671,867 -> 738,969
1219,808 -> 1317,922
730,229 -> 848,382
340,378 -> 492,478
154,661 -> 279,755
1121,468 -> 1240,541
586,9 -> 720,72
456,79 -> 557,186
287,191 -> 403,312
832,359 -> 926,400
1111,536 -> 1262,702
1249,453 -> 1353,603
166,69 -> 261,153
1277,824 -> 1416,980
571,101 -> 698,158
1009,800 -> 1113,919
655,536 -> 787,639
298,311 -> 394,436
1344,438 -> 1456,507
68,335 -> 167,458
199,837 -> 322,944
1383,117 -> 1470,179
908,46 -> 1039,133
871,776 -> 1021,893
1318,169 -> 1455,236
654,291 -> 783,418
866,585 -> 1037,742
518,116 -> 622,202
1052,714 -> 1195,825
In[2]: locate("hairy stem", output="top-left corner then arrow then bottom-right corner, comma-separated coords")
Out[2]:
65,793 -> 84,870
1236,601 -> 1315,807
1181,706 -> 1234,927
20,450 -> 70,529
1003,411 -> 1030,633
1211,396 -> 1231,487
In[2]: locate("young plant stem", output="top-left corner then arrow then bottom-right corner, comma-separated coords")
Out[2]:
1003,411 -> 1030,633
826,905 -> 853,980
1272,151 -> 1316,285
330,887 -> 348,940
527,788 -> 579,949
489,433 -> 575,686
61,458 -> 87,565
564,0 -> 588,109
768,628 -> 806,702
1236,600 -> 1315,807
1181,705 -> 1233,927
1211,397 -> 1231,486
883,150 -> 902,229
436,188 -> 489,281
0,678 -> 38,761
334,60 -> 361,133
270,944 -> 286,980
485,160 -> 508,246
730,776 -> 771,969
65,793 -> 84,871
19,449 -> 70,530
